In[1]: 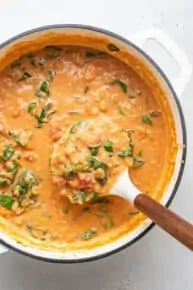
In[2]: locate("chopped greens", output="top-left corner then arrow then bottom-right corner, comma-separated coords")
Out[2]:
0,195 -> 14,210
118,129 -> 134,157
2,145 -> 15,161
28,102 -> 37,113
107,43 -> 120,52
35,81 -> 50,99
69,121 -> 86,134
89,146 -> 100,156
142,114 -> 153,126
14,170 -> 38,206
150,110 -> 159,117
111,79 -> 127,93
117,106 -> 125,115
35,103 -> 56,128
104,140 -> 113,153
72,192 -> 87,203
133,151 -> 144,168
90,193 -> 99,202
0,178 -> 10,186
80,227 -> 97,240
118,148 -> 133,157
18,72 -> 32,82
9,130 -> 32,147
88,157 -> 108,186
84,86 -> 90,94
63,164 -> 90,180
27,223 -> 50,240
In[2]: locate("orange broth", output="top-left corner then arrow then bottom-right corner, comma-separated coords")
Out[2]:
0,34 -> 177,251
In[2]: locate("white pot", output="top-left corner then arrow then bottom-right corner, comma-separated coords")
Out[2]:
0,25 -> 191,262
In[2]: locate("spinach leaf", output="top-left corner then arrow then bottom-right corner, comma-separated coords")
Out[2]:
26,223 -> 50,240
111,79 -> 127,93
35,81 -> 50,99
0,195 -> 14,210
84,86 -> 90,94
104,140 -> 113,153
69,121 -> 86,134
118,148 -> 133,157
90,146 -> 100,156
35,103 -> 56,128
63,164 -> 90,180
14,170 -> 38,205
0,178 -> 10,186
133,151 -> 144,168
107,43 -> 120,52
9,130 -> 32,147
18,72 -> 32,82
88,157 -> 108,185
80,227 -> 97,240
117,106 -> 125,115
2,145 -> 15,161
118,137 -> 134,157
8,161 -> 19,177
142,115 -> 153,126
90,193 -> 99,202
17,170 -> 38,193
72,192 -> 87,203
28,102 -> 37,113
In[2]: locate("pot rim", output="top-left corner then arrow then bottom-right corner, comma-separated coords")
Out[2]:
0,24 -> 187,263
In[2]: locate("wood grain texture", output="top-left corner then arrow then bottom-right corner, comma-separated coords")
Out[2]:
134,194 -> 193,250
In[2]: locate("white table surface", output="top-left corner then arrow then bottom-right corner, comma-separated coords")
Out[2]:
0,0 -> 192,289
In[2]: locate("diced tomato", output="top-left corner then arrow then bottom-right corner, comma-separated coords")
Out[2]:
53,177 -> 67,188
78,174 -> 93,189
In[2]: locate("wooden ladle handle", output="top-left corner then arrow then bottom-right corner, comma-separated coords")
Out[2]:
134,194 -> 193,250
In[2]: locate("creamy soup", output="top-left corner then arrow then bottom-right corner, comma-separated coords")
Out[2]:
0,43 -> 176,249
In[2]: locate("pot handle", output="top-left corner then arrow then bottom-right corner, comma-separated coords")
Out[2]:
128,28 -> 192,96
